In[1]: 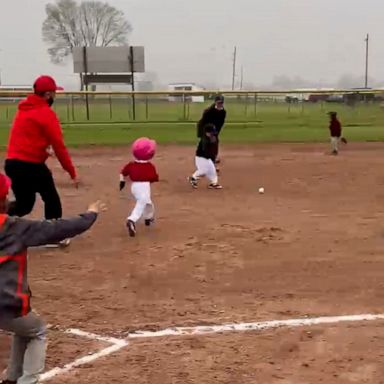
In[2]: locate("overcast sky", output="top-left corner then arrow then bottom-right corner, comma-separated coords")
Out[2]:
0,0 -> 383,89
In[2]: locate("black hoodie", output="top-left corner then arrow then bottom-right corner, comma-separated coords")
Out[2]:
197,104 -> 227,138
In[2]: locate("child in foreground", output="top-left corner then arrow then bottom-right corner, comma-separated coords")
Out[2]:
189,124 -> 223,189
0,173 -> 105,384
120,137 -> 159,237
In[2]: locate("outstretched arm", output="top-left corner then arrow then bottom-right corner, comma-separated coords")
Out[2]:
15,212 -> 98,248
43,109 -> 77,180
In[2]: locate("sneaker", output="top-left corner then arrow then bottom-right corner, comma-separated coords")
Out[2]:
208,183 -> 223,189
332,150 -> 338,156
59,238 -> 71,247
145,218 -> 155,227
188,176 -> 198,189
45,238 -> 71,249
126,220 -> 136,237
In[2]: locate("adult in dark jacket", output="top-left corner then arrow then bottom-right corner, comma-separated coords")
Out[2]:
197,95 -> 226,163
0,173 -> 105,384
5,75 -> 78,228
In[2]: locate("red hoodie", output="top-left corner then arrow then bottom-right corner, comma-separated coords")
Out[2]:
6,94 -> 76,179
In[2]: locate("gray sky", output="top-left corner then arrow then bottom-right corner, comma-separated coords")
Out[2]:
0,0 -> 383,89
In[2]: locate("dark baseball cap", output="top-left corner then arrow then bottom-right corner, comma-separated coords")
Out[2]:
214,95 -> 225,103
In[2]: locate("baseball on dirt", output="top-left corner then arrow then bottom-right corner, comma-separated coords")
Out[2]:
258,187 -> 265,194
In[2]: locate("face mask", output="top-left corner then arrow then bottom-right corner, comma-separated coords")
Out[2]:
215,103 -> 224,110
47,97 -> 55,107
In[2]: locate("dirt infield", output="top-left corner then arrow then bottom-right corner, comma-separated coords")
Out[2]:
2,143 -> 384,383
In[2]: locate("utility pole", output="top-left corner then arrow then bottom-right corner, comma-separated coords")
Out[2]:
231,46 -> 237,90
365,33 -> 369,89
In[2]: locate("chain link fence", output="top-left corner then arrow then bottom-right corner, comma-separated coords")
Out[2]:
0,90 -> 384,125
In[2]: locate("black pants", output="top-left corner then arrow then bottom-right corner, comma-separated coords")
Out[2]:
5,159 -> 62,220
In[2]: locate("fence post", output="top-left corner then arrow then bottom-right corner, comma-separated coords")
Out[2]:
182,94 -> 187,121
109,95 -> 113,120
66,97 -> 70,122
145,96 -> 149,121
244,93 -> 249,119
127,94 -> 132,120
71,95 -> 75,121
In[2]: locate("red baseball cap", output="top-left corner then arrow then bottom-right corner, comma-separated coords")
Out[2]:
33,75 -> 59,93
0,174 -> 11,200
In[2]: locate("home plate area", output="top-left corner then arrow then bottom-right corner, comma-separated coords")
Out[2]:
2,313 -> 384,383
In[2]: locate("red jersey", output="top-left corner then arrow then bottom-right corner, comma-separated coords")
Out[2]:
6,94 -> 76,179
329,118 -> 342,137
121,161 -> 159,183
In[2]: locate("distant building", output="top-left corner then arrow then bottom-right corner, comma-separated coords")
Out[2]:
168,83 -> 205,103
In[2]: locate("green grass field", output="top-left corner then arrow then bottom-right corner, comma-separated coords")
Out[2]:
0,99 -> 383,146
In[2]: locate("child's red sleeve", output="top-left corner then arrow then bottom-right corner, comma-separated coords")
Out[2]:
121,163 -> 131,177
150,164 -> 159,183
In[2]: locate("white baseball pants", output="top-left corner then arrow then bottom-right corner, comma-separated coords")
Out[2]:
128,182 -> 155,223
193,156 -> 218,184
331,137 -> 339,152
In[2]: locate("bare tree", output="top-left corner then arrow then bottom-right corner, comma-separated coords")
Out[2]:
42,0 -> 132,64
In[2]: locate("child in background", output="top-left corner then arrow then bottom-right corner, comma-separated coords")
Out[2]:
328,112 -> 347,155
0,173 -> 104,384
120,138 -> 159,237
189,124 -> 223,189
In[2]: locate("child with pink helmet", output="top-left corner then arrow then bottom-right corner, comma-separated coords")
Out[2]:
119,138 -> 159,237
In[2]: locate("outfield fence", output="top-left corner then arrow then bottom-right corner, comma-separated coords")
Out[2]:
0,89 -> 384,125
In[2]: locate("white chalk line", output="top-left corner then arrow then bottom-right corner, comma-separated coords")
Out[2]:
40,343 -> 127,381
40,313 -> 384,382
127,313 -> 384,339
66,328 -> 126,346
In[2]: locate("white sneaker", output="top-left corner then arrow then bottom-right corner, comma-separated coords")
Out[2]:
45,239 -> 71,248
208,183 -> 223,189
59,238 -> 71,247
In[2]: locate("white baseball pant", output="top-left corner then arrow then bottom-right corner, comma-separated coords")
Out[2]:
193,156 -> 218,184
331,137 -> 339,152
128,182 -> 155,223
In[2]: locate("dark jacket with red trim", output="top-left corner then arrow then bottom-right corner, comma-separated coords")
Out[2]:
6,94 -> 77,180
0,212 -> 97,319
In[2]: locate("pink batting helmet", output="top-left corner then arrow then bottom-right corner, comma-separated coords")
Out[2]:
132,137 -> 157,161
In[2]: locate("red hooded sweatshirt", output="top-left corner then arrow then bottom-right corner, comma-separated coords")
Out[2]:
6,94 -> 76,179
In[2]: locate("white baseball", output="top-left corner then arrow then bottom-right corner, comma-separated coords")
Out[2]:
258,187 -> 265,194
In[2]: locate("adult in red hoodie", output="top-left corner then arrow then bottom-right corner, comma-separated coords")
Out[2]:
4,75 -> 78,221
